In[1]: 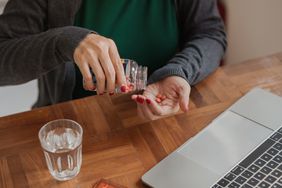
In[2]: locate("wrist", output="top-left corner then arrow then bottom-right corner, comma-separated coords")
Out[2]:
148,65 -> 191,85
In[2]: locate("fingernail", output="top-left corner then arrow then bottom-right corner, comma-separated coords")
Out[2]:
99,93 -> 104,96
109,92 -> 114,96
137,96 -> 144,104
121,85 -> 127,93
146,99 -> 151,105
90,86 -> 96,91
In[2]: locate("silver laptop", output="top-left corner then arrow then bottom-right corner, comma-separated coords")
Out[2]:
142,88 -> 282,188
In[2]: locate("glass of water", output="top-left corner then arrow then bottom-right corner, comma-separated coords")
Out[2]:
38,119 -> 83,181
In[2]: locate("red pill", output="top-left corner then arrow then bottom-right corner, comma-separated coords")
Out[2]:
156,94 -> 162,99
160,95 -> 167,100
155,98 -> 162,103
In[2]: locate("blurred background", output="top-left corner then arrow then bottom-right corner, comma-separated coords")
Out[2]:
0,0 -> 38,116
0,0 -> 282,116
224,0 -> 282,64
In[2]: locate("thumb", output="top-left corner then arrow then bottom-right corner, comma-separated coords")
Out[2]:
178,84 -> 190,112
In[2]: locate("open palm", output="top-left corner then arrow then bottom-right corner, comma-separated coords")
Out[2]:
132,76 -> 191,120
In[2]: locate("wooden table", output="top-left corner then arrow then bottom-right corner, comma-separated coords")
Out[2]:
1,53 -> 282,188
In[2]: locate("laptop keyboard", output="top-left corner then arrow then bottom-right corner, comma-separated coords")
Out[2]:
211,127 -> 282,188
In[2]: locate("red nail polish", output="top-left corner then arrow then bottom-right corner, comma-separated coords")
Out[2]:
121,85 -> 127,93
109,92 -> 114,96
146,99 -> 151,105
99,93 -> 104,96
137,96 -> 144,104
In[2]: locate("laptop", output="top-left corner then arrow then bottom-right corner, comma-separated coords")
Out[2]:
142,88 -> 282,188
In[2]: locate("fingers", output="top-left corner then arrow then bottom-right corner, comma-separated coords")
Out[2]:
131,76 -> 191,121
108,39 -> 127,87
132,95 -> 166,118
74,34 -> 127,95
132,93 -> 180,120
86,53 -> 105,94
139,103 -> 158,120
145,97 -> 166,116
133,95 -> 159,121
75,53 -> 95,91
178,85 -> 190,112
98,50 -> 116,94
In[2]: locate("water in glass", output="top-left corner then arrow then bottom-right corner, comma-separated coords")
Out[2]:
39,120 -> 83,181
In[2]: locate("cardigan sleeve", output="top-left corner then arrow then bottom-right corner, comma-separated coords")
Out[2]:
0,0 -> 91,86
148,0 -> 227,85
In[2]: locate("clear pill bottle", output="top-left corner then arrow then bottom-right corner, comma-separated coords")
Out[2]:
121,59 -> 148,92
91,59 -> 148,93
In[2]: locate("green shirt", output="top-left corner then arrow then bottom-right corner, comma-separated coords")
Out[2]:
74,0 -> 179,98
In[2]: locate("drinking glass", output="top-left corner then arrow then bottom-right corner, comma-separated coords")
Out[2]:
38,119 -> 83,181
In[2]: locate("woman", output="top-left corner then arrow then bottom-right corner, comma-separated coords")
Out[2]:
0,0 -> 226,120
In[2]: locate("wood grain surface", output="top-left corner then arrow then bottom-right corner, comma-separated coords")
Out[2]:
0,52 -> 282,188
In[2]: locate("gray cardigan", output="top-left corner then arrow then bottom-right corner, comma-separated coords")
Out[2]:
0,0 -> 226,108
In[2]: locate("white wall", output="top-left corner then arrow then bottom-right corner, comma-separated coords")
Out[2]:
0,81 -> 38,117
0,0 -> 7,13
0,0 -> 38,117
224,0 -> 282,64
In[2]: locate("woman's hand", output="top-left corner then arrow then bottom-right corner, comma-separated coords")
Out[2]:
73,34 -> 127,95
132,76 -> 191,120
